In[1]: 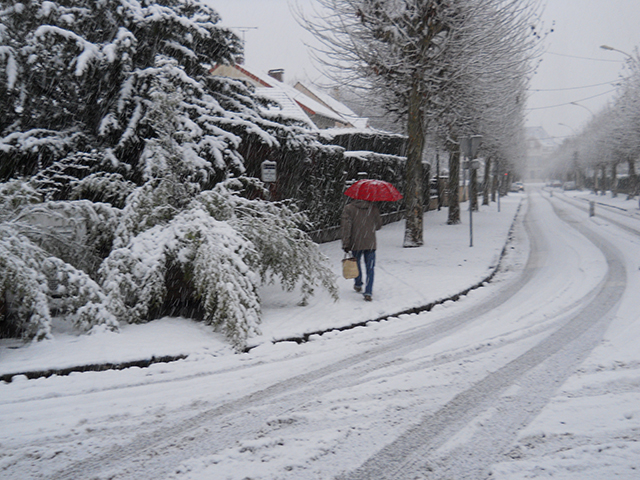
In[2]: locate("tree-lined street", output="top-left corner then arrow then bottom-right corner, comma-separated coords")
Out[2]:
2,1 -> 640,478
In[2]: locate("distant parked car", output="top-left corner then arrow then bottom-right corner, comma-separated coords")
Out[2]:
562,181 -> 577,191
509,181 -> 524,192
550,180 -> 563,188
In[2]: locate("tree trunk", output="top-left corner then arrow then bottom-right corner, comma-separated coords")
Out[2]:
600,164 -> 607,195
483,157 -> 492,206
447,140 -> 461,225
611,162 -> 618,198
627,158 -> 637,199
573,152 -> 582,188
403,81 -> 425,247
436,152 -> 443,210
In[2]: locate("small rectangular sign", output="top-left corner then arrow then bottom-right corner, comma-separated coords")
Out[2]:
261,160 -> 277,183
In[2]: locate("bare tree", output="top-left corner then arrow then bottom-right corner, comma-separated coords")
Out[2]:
427,0 -> 539,222
549,49 -> 640,198
301,0 -> 539,233
301,0 -> 464,246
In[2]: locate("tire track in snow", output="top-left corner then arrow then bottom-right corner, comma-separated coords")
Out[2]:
338,188 -> 626,480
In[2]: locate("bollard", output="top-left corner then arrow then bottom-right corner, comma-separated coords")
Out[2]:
589,200 -> 595,217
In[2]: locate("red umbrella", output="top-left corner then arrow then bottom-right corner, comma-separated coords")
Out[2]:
344,179 -> 403,202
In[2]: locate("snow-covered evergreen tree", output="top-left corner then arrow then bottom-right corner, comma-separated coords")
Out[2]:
0,0 -> 339,349
1,0 -> 294,186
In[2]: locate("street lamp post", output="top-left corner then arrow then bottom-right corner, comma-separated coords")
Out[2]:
570,101 -> 594,116
600,44 -> 633,59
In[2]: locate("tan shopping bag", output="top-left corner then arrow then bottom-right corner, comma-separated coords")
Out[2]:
342,254 -> 359,279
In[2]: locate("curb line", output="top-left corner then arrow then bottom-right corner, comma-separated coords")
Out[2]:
1,354 -> 188,384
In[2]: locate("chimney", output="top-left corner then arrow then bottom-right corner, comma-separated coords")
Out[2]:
268,68 -> 284,82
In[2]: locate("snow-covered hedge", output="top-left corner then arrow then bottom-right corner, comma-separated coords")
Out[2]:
276,146 -> 411,231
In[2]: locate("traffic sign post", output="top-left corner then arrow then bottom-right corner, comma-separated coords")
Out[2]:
460,135 -> 482,246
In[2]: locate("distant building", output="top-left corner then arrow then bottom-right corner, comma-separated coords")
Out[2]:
209,64 -> 369,130
525,126 -> 557,181
292,82 -> 369,130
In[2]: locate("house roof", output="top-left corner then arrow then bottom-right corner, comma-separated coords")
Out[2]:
294,82 -> 369,129
211,64 -> 276,88
210,64 -> 368,130
254,87 -> 316,128
279,83 -> 348,125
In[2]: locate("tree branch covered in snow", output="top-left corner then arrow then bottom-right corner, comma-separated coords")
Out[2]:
0,0 -> 262,185
195,177 -> 339,306
0,222 -> 118,340
100,207 -> 261,349
100,177 -> 337,349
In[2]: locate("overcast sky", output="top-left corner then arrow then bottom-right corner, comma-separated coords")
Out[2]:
208,0 -> 640,142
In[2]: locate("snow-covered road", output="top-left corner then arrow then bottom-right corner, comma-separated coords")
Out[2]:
2,187 -> 640,479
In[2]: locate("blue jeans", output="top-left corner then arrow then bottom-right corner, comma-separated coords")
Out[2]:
353,250 -> 376,296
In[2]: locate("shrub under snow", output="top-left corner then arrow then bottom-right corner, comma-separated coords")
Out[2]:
100,177 -> 338,349
100,208 -> 261,349
1,174 -> 338,349
0,225 -> 118,340
196,178 -> 339,305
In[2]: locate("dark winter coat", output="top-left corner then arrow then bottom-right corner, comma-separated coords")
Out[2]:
341,200 -> 382,251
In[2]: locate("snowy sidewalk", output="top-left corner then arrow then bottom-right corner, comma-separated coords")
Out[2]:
0,195 -> 523,379
557,187 -> 640,214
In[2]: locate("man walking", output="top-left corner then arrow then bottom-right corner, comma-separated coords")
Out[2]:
341,199 -> 382,301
